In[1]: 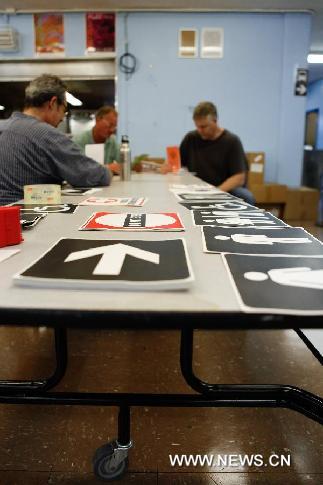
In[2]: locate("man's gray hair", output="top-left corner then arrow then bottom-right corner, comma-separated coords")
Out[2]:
25,74 -> 67,108
193,101 -> 218,120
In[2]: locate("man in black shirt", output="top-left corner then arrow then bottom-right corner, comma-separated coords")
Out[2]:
180,101 -> 254,204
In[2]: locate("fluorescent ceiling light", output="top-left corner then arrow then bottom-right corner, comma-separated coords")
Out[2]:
0,105 -> 4,110
66,91 -> 83,106
307,54 -> 323,64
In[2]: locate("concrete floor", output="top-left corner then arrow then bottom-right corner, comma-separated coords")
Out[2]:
0,220 -> 322,485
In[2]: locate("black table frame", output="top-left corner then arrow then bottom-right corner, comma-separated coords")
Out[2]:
0,310 -> 322,450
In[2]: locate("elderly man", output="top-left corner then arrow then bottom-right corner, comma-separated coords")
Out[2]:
180,101 -> 255,204
73,106 -> 119,173
0,74 -> 112,205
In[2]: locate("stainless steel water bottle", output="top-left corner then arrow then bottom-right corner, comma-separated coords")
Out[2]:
119,135 -> 131,181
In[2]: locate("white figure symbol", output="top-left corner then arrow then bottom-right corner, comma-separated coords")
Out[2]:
214,234 -> 311,245
244,267 -> 323,289
215,218 -> 266,226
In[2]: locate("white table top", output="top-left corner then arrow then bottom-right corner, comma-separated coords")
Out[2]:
0,172 -> 241,317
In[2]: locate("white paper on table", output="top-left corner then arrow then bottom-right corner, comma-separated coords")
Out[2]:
0,248 -> 20,263
85,144 -> 105,165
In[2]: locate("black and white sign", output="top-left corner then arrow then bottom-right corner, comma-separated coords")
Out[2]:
61,188 -> 101,196
223,254 -> 323,314
175,192 -> 233,201
14,238 -> 194,290
20,212 -> 47,229
202,227 -> 323,256
193,210 -> 287,227
294,68 -> 308,96
180,199 -> 243,211
13,203 -> 78,214
169,184 -> 213,191
190,201 -> 258,211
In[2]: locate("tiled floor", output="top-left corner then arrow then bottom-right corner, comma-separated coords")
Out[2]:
0,221 -> 322,485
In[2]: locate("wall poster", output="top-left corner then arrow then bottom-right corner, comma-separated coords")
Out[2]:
86,13 -> 115,53
34,14 -> 65,55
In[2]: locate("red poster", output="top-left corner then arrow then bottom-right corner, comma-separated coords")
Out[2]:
34,13 -> 65,54
86,13 -> 115,53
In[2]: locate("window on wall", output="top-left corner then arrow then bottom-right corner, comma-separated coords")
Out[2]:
200,28 -> 224,58
305,110 -> 318,149
178,29 -> 198,58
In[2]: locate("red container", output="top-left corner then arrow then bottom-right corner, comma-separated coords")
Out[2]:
0,206 -> 23,248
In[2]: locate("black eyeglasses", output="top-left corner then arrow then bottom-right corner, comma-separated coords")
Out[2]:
62,101 -> 68,115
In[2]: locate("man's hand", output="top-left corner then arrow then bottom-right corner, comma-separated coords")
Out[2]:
158,162 -> 172,174
109,161 -> 120,175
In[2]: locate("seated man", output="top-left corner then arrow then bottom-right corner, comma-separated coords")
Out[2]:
0,74 -> 112,205
73,106 -> 119,174
180,101 -> 255,204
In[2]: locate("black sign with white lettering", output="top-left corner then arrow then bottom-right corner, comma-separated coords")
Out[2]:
177,193 -> 235,201
180,199 -> 257,211
13,203 -> 78,214
193,210 -> 287,227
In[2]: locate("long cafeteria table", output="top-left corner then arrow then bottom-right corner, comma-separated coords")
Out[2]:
0,172 -> 322,480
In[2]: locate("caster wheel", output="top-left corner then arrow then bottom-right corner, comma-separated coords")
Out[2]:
93,442 -> 128,481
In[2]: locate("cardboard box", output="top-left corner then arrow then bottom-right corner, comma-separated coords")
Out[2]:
246,152 -> 265,186
249,183 -> 287,204
265,183 -> 287,203
248,184 -> 267,203
284,187 -> 319,220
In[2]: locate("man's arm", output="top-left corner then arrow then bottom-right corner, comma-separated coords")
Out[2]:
46,129 -> 112,187
179,135 -> 189,169
218,172 -> 246,192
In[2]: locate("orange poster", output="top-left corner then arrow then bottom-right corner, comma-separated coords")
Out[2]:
166,146 -> 181,173
34,13 -> 65,55
86,13 -> 115,53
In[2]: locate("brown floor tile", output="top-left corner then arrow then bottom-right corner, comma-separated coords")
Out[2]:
210,472 -> 323,484
48,471 -> 157,484
0,470 -> 50,485
0,404 -> 76,471
159,473 -> 217,484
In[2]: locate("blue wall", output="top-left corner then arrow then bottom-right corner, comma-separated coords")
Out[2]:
0,13 -> 86,57
116,12 -> 311,185
0,11 -> 311,185
306,79 -> 323,149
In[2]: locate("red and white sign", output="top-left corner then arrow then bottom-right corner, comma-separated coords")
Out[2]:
79,197 -> 148,207
79,212 -> 184,231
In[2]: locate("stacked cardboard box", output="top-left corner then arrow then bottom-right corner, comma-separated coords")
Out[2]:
246,152 -> 287,206
246,152 -> 320,220
284,187 -> 320,220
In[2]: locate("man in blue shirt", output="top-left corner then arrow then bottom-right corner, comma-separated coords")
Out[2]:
0,74 -> 111,205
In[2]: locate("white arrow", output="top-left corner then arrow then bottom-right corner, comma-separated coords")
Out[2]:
296,84 -> 307,95
64,243 -> 160,275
